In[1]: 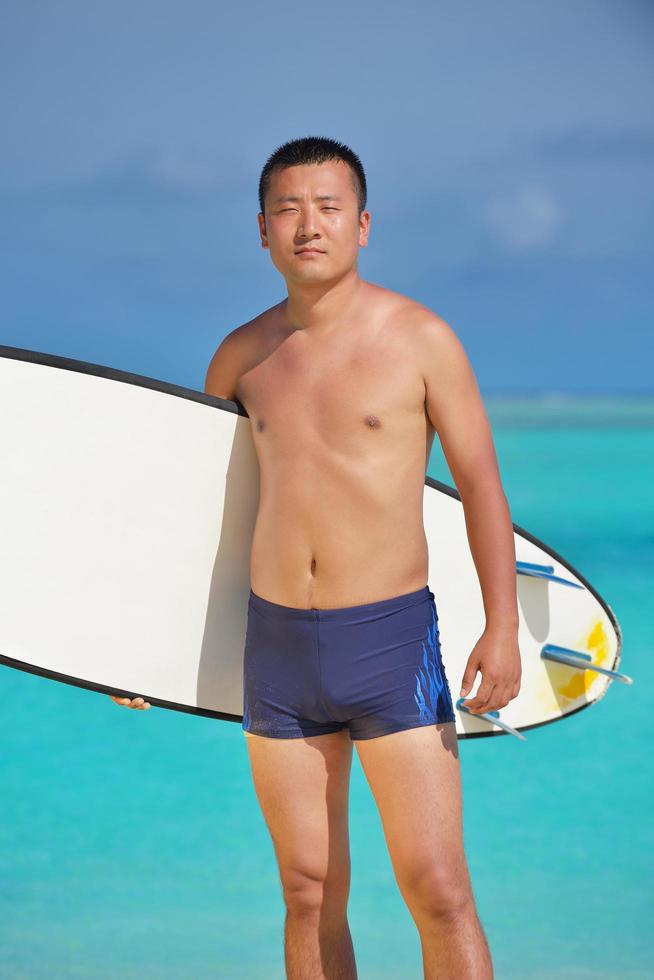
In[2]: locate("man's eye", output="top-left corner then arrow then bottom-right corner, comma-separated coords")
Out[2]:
322,207 -> 338,211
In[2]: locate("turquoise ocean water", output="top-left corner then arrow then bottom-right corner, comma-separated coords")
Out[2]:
1,395 -> 652,979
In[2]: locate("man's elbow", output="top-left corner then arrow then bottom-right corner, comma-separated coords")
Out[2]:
451,452 -> 505,500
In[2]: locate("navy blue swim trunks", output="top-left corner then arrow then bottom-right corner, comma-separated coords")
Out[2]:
242,585 -> 456,740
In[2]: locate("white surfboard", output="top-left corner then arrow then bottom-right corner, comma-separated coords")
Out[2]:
0,345 -> 628,740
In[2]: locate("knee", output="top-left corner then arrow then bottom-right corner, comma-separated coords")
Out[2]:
401,864 -> 473,921
282,871 -> 324,917
281,867 -> 349,918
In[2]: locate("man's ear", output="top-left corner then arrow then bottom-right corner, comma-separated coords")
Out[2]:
257,212 -> 269,249
359,209 -> 371,248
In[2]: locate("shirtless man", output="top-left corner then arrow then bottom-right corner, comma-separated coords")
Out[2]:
112,136 -> 521,979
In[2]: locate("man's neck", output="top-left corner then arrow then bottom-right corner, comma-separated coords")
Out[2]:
283,269 -> 364,336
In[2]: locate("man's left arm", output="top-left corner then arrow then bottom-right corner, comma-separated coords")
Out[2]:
416,310 -> 522,716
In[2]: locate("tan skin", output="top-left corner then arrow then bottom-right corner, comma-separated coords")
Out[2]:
111,159 -> 521,979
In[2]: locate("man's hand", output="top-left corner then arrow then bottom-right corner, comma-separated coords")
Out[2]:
108,695 -> 151,710
459,625 -> 521,715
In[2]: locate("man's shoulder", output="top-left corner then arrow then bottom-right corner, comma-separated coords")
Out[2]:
212,302 -> 286,370
204,303 -> 281,399
368,283 -> 458,348
223,301 -> 282,347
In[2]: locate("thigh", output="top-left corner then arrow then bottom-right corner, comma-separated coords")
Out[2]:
244,729 -> 354,904
354,723 -> 470,903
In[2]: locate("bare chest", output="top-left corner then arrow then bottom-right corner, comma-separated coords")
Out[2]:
236,329 -> 426,448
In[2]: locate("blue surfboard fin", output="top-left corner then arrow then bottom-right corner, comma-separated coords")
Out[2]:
516,560 -> 584,588
455,698 -> 527,740
540,643 -> 633,684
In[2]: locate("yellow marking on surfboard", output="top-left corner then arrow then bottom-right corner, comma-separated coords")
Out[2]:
536,618 -> 612,713
557,619 -> 610,700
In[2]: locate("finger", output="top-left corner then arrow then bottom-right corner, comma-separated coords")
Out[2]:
484,686 -> 510,712
462,677 -> 494,707
464,683 -> 498,714
459,663 -> 480,698
484,694 -> 508,713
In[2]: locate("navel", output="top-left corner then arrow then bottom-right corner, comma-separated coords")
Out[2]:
256,418 -> 265,432
364,414 -> 381,429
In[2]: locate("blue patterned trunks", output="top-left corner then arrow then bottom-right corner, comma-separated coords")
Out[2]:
242,585 -> 456,740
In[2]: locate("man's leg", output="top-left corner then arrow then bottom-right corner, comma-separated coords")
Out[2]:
244,728 -> 358,980
354,722 -> 493,980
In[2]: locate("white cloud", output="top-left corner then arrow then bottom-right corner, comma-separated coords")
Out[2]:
485,186 -> 563,249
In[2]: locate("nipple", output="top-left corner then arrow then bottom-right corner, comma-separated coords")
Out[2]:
364,414 -> 381,429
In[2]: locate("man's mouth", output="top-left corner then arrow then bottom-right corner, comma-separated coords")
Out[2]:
295,248 -> 325,254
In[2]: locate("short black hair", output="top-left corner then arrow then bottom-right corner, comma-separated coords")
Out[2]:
258,136 -> 367,217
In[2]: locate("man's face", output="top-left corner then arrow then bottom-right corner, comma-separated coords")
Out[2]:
258,160 -> 370,285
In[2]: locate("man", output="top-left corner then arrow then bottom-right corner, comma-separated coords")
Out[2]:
112,136 -> 521,980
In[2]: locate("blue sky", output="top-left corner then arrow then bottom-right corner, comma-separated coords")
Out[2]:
1,0 -> 652,393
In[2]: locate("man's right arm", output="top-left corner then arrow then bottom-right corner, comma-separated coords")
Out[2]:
204,326 -> 248,401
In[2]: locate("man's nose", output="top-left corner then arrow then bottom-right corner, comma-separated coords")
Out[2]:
296,209 -> 320,238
